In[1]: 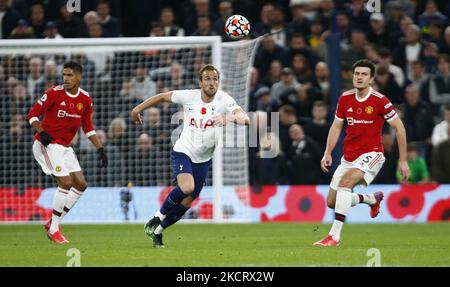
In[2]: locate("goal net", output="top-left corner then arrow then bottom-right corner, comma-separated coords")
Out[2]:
0,36 -> 259,223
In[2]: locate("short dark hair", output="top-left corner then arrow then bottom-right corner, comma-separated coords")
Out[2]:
352,59 -> 376,77
63,61 -> 82,74
313,100 -> 327,109
198,64 -> 220,80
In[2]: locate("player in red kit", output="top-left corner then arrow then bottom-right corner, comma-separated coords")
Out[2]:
28,61 -> 107,244
313,59 -> 410,246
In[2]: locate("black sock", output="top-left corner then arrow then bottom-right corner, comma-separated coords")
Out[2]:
160,204 -> 189,229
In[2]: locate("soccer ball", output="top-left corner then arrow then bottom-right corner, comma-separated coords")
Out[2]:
224,15 -> 250,40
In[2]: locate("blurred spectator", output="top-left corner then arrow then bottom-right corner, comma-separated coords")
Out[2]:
397,143 -> 429,184
83,129 -> 125,187
8,19 -> 35,39
316,0 -> 334,30
431,126 -> 450,183
417,0 -> 448,33
385,1 -> 406,40
393,24 -> 426,77
255,87 -> 278,113
311,62 -> 330,104
377,48 -> 405,88
429,54 -> 450,115
308,20 -> 325,50
248,67 -> 267,112
303,100 -> 331,152
35,59 -> 59,94
291,54 -> 313,84
441,26 -> 450,55
108,117 -> 130,154
44,21 -> 63,39
254,35 -> 285,80
431,104 -> 450,147
56,3 -> 83,38
400,84 -> 435,145
288,2 -> 310,38
26,56 -> 44,101
286,124 -> 323,184
349,0 -> 371,33
128,133 -> 158,186
0,0 -> 20,39
367,13 -> 389,50
97,0 -> 120,37
374,66 -> 403,105
388,15 -> 414,50
149,21 -> 164,37
9,82 -> 32,118
191,14 -> 218,36
373,133 -> 399,184
426,21 -> 446,49
336,10 -> 352,45
278,105 -> 298,154
29,3 -> 46,38
423,42 -> 440,74
269,5 -> 287,47
253,131 -> 288,185
130,65 -> 157,100
253,3 -> 273,37
88,23 -> 103,38
341,30 -> 367,69
405,61 -> 430,104
282,33 -> 319,70
184,0 -> 218,36
160,7 -> 184,37
271,67 -> 300,101
385,0 -> 416,19
260,60 -> 282,88
212,0 -> 233,40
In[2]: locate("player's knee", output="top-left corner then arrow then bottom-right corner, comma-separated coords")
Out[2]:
74,181 -> 87,192
58,180 -> 72,191
327,198 -> 335,209
179,182 -> 195,195
181,196 -> 194,208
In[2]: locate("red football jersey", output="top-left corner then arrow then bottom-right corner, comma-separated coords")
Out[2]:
27,85 -> 95,146
335,87 -> 397,162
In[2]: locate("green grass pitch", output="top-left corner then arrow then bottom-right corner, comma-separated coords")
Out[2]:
0,223 -> 449,266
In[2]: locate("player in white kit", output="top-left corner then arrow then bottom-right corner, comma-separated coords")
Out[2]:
131,64 -> 249,248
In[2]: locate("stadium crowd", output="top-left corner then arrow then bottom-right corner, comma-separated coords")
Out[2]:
0,0 -> 450,188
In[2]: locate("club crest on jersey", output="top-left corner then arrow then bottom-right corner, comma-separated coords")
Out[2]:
190,118 -> 214,129
77,103 -> 83,111
201,107 -> 207,115
365,106 -> 374,115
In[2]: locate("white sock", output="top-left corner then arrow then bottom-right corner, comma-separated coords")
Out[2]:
351,193 -> 360,207
351,193 -> 376,206
49,187 -> 69,234
154,225 -> 164,235
155,210 -> 166,221
329,187 -> 352,242
60,187 -> 83,220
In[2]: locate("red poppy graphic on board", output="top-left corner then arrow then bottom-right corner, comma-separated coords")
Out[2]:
427,198 -> 450,222
387,184 -> 439,219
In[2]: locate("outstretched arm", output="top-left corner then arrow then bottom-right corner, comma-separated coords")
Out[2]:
131,91 -> 173,124
213,107 -> 250,126
321,118 -> 344,172
388,116 -> 410,182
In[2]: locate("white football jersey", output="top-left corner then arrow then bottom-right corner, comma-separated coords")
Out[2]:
171,89 -> 240,163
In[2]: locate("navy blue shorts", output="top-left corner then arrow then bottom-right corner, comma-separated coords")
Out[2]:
171,150 -> 212,199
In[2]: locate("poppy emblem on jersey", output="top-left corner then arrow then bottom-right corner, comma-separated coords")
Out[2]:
201,107 -> 207,115
55,166 -> 62,172
357,108 -> 363,114
365,106 -> 374,115
77,103 -> 83,111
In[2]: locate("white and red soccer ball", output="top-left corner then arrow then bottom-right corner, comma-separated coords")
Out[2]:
224,15 -> 250,40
